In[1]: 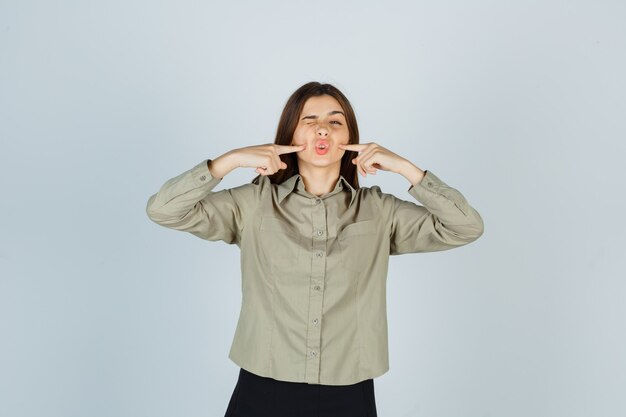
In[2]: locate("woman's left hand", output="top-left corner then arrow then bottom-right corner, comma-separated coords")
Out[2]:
338,142 -> 406,177
339,142 -> 426,186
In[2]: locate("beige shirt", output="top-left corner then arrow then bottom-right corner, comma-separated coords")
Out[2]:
146,159 -> 484,385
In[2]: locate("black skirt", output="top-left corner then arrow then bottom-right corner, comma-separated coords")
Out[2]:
224,367 -> 378,417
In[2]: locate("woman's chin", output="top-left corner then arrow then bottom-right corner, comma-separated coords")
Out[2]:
297,156 -> 342,168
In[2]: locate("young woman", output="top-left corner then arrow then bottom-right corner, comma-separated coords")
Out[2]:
146,81 -> 484,417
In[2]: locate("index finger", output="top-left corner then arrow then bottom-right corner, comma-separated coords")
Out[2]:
276,144 -> 307,155
339,143 -> 368,152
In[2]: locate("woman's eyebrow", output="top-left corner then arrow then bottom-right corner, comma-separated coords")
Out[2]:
301,110 -> 345,120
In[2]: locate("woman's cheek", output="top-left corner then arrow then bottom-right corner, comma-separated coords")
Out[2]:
292,129 -> 305,144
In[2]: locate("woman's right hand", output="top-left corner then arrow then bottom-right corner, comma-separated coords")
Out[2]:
209,143 -> 307,178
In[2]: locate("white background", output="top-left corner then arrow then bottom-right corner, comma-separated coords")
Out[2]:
1,1 -> 625,416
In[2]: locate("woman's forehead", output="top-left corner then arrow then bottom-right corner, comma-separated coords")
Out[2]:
301,95 -> 344,117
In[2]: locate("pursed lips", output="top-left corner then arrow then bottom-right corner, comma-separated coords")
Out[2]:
315,139 -> 330,149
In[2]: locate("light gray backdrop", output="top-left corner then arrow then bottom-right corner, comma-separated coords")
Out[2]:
1,1 -> 625,416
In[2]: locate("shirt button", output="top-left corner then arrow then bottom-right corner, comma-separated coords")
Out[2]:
314,285 -> 321,291
316,229 -> 323,236
427,181 -> 433,187
312,318 -> 319,325
316,251 -> 324,257
200,175 -> 206,181
310,350 -> 317,357
315,199 -> 321,204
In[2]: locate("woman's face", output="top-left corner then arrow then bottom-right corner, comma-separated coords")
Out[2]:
291,94 -> 350,170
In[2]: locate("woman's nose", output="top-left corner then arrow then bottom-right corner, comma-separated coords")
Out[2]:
317,126 -> 329,137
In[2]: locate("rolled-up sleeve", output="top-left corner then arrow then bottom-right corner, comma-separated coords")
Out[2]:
145,159 -> 261,245
378,170 -> 484,255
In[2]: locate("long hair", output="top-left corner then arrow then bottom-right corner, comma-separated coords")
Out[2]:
251,81 -> 360,189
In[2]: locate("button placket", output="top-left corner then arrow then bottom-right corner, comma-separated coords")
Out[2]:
305,196 -> 326,383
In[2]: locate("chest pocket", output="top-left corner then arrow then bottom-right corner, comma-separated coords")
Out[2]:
337,219 -> 378,273
258,216 -> 302,274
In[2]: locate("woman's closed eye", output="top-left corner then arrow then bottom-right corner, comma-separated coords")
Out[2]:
306,121 -> 342,126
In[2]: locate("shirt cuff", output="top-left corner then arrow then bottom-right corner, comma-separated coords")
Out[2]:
407,169 -> 473,217
407,170 -> 441,203
190,158 -> 223,189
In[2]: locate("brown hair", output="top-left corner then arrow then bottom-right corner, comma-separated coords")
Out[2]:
251,81 -> 360,189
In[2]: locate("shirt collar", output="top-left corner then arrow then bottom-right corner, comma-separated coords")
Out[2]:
277,173 -> 356,206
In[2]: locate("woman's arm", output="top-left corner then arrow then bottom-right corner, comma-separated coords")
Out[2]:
383,168 -> 484,254
145,154 -> 259,245
338,142 -> 484,254
145,143 -> 306,244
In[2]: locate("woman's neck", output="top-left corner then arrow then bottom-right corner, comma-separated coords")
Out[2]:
297,165 -> 341,197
